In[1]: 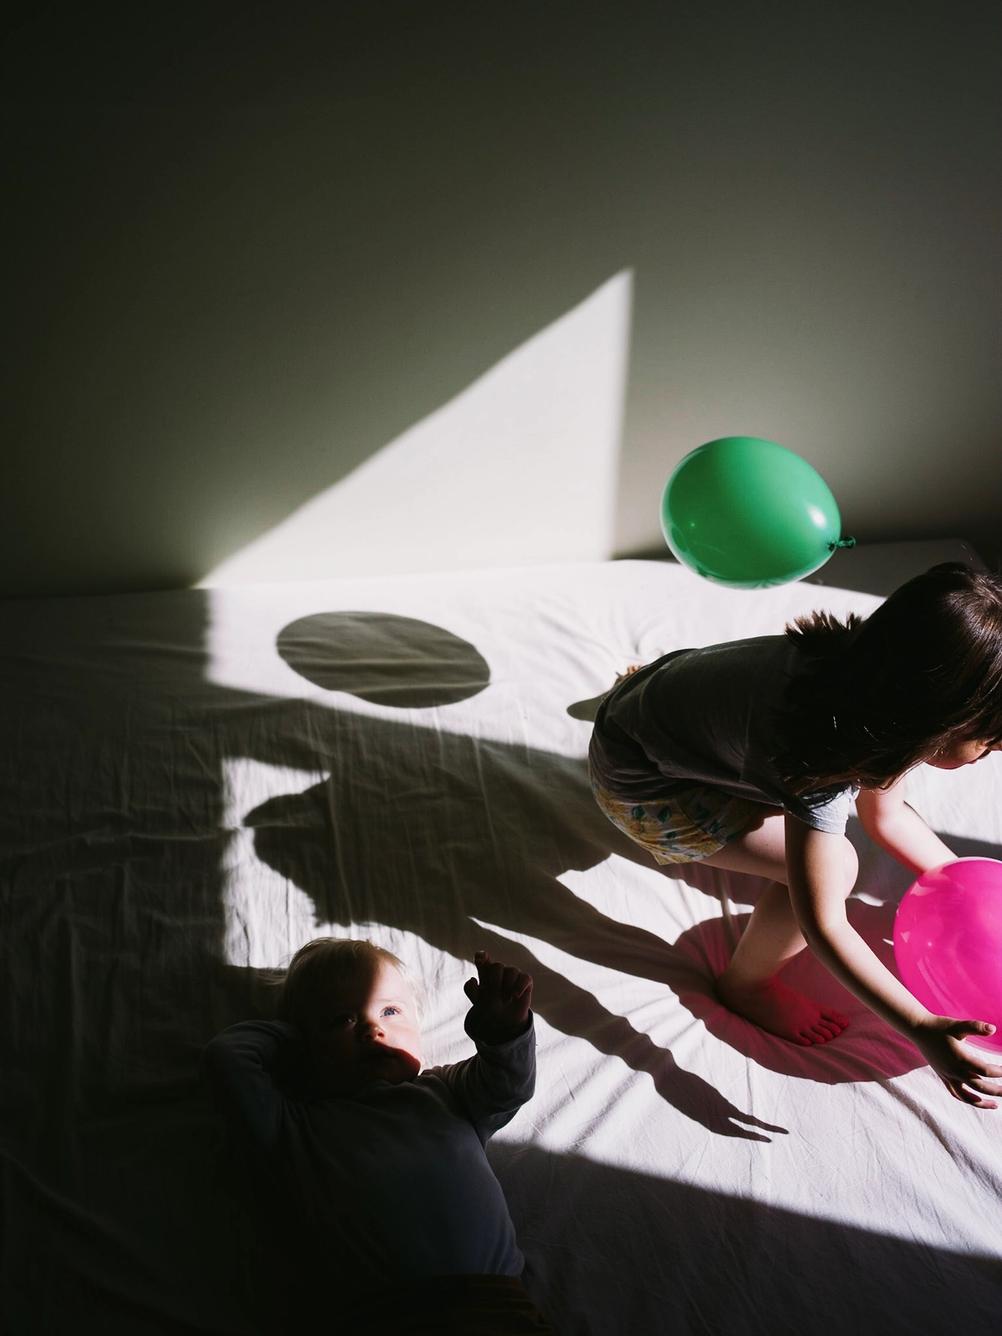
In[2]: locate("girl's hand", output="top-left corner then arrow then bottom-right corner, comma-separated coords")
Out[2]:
911,1017 -> 1002,1109
464,950 -> 533,1045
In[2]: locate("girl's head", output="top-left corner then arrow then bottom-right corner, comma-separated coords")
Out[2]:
778,562 -> 1002,792
277,938 -> 423,1094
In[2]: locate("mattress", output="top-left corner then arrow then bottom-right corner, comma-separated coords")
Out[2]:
3,553 -> 1000,1334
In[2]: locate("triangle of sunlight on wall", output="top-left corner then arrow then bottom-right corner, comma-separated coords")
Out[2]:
198,271 -> 632,586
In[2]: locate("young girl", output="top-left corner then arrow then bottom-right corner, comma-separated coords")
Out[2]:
589,561 -> 1002,1110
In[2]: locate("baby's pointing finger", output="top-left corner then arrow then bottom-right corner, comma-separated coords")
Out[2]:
475,952 -> 503,986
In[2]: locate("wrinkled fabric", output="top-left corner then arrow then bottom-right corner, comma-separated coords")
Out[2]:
2,558 -> 1001,1336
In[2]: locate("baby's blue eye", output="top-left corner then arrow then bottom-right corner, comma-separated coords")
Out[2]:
381,1006 -> 401,1018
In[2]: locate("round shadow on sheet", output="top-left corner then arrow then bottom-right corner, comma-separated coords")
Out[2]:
672,900 -> 925,1083
277,612 -> 491,707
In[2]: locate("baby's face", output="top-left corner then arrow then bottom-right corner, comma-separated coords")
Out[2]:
308,959 -> 423,1095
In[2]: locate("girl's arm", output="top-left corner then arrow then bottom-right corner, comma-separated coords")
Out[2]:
785,816 -> 1002,1108
855,776 -> 954,874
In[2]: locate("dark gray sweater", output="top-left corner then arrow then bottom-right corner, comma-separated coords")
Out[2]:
203,1014 -> 536,1283
589,636 -> 855,834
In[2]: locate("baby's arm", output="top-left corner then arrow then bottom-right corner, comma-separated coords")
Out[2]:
202,1020 -> 301,1149
434,952 -> 536,1140
785,817 -> 1002,1108
856,778 -> 955,874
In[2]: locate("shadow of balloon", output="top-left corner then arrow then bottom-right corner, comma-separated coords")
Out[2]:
277,610 -> 491,706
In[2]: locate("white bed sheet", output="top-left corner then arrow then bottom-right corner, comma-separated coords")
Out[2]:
3,556 -> 1001,1335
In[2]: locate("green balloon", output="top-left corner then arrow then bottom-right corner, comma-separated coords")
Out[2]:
660,436 -> 848,588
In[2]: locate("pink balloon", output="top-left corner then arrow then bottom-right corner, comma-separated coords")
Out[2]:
894,857 -> 1002,1054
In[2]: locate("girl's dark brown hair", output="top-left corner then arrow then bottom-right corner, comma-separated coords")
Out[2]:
774,562 -> 1002,794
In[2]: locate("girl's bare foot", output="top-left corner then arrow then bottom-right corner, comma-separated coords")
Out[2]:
716,972 -> 850,1046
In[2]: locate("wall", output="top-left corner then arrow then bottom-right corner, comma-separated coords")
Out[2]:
4,2 -> 1000,596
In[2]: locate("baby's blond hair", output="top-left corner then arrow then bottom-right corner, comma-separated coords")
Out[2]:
276,937 -> 423,1027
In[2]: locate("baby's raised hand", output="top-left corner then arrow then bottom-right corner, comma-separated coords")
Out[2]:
463,950 -> 533,1045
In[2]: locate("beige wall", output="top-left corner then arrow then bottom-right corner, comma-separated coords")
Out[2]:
4,2 -> 1000,596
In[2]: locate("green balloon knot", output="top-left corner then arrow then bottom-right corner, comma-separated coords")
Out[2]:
829,536 -> 856,551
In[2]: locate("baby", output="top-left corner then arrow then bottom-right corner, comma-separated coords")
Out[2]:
203,939 -> 552,1333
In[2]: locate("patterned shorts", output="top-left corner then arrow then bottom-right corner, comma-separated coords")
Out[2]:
590,772 -> 766,865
